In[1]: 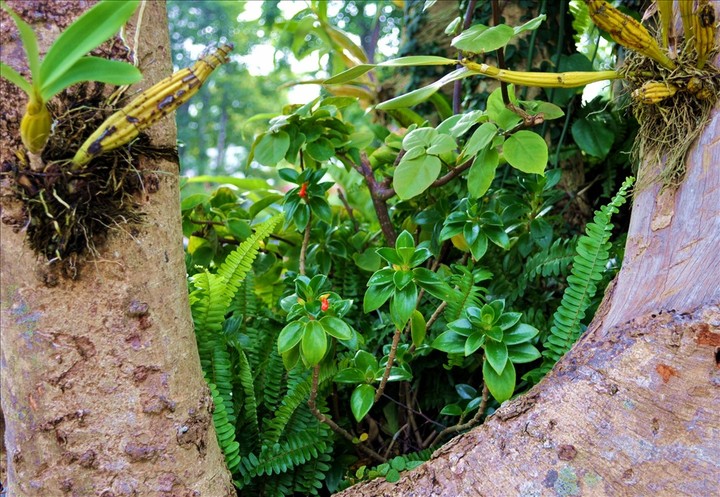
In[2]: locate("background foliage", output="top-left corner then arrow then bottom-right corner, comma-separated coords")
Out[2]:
169,1 -> 636,494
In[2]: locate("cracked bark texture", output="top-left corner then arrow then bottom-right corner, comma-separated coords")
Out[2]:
0,1 -> 234,495
336,77 -> 720,497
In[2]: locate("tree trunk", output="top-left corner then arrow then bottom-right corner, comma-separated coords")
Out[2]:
0,1 -> 234,495
335,85 -> 720,497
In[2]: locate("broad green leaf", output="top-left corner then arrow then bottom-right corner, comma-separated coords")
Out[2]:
355,350 -> 379,372
503,130 -> 548,175
487,85 -> 522,130
301,321 -> 327,366
427,134 -> 457,155
448,110 -> 486,137
468,232 -> 488,261
368,268 -> 395,287
363,283 -> 394,312
282,347 -> 300,370
277,321 -> 304,353
513,14 -> 547,35
1,4 -> 40,83
410,310 -> 426,347
390,283 -> 417,330
503,323 -> 539,345
0,62 -> 32,95
521,100 -> 565,120
376,247 -> 403,265
254,131 -> 290,167
485,339 -> 509,374
320,316 -> 353,340
180,193 -> 208,211
530,217 -> 553,249
403,127 -> 437,150
334,368 -> 367,383
249,194 -> 283,218
451,24 -> 514,54
465,331 -> 485,356
431,330 -> 466,354
571,117 -> 614,159
350,384 -> 376,422
394,155 -> 441,200
467,147 -> 499,198
40,57 -> 142,101
507,343 -> 541,363
461,122 -> 497,160
440,404 -> 462,416
393,270 -> 413,290
455,383 -> 477,400
497,312 -> 522,331
40,0 -> 140,90
395,230 -> 416,250
483,359 -> 516,402
305,137 -> 335,161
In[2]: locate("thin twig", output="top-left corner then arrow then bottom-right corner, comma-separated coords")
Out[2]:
374,328 -> 402,402
491,0 -> 511,106
308,366 -> 386,463
426,383 -> 490,448
337,188 -> 359,232
453,0 -> 478,114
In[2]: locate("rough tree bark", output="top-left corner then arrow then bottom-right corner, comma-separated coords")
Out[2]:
0,1 -> 234,495
336,90 -> 720,496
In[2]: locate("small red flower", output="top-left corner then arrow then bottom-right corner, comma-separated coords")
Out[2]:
320,295 -> 330,312
299,182 -> 309,199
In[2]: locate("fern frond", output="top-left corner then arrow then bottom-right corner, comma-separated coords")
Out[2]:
208,381 -> 241,473
538,177 -> 634,373
513,237 -> 577,300
236,349 -> 260,455
444,265 -> 490,321
218,214 -> 282,303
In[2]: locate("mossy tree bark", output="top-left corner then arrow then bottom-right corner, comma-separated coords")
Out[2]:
0,1 -> 234,495
335,93 -> 720,497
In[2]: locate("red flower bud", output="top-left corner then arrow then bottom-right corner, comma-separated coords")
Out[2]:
320,295 -> 329,312
299,182 -> 308,199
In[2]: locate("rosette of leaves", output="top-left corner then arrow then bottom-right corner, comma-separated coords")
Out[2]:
278,274 -> 359,368
334,349 -> 413,422
439,198 -> 510,260
432,300 -> 540,402
363,230 -> 456,331
280,167 -> 333,230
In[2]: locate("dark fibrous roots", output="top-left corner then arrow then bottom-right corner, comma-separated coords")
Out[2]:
622,42 -> 719,189
0,83 -> 153,266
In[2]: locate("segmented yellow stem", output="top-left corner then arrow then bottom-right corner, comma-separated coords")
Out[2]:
694,0 -> 716,69
679,0 -> 695,43
462,59 -> 620,88
657,0 -> 673,49
71,43 -> 233,168
586,0 -> 675,69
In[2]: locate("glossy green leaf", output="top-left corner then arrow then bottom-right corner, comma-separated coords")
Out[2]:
507,343 -> 541,363
40,56 -> 141,101
254,131 -> 290,167
483,358 -> 516,402
395,230 -> 416,250
465,331 -> 485,356
184,176 -> 271,190
487,85 -> 522,130
306,137 -> 335,161
521,100 -> 565,120
431,330 -> 466,354
456,383 -> 478,400
368,268 -> 395,287
503,323 -> 539,345
355,350 -> 379,372
485,339 -> 509,374
451,24 -> 515,54
390,283 -> 417,330
410,310 -> 426,347
426,134 -> 457,155
320,316 -> 353,340
571,117 -> 614,159
503,131 -> 548,175
40,0 -> 140,90
461,122 -> 497,160
379,55 -> 457,67
467,147 -> 499,198
277,321 -> 304,353
334,368 -> 367,384
363,283 -> 394,312
376,67 -> 472,110
350,384 -> 376,422
394,155 -> 441,200
468,233 -> 488,261
496,312 -> 522,331
376,247 -> 403,265
393,270 -> 413,290
301,321 -> 327,366
440,404 -> 462,416
282,346 -> 300,370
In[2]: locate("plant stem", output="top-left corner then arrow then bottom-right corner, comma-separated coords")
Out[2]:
453,0 -> 478,114
374,328 -> 402,402
352,152 -> 397,245
337,188 -> 359,232
491,0 -> 511,106
424,383 -> 489,448
308,365 -> 386,463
